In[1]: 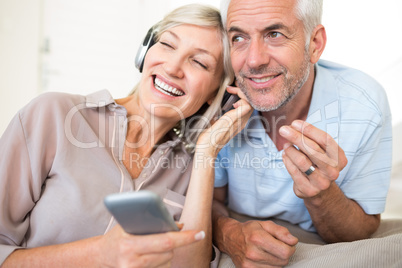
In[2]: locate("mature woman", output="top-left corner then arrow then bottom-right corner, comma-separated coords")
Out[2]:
0,4 -> 253,268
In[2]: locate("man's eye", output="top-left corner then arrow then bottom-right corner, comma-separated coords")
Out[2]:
268,32 -> 283,38
232,36 -> 245,43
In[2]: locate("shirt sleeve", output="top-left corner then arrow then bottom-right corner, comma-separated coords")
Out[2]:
339,101 -> 393,215
0,96 -> 55,264
0,113 -> 34,263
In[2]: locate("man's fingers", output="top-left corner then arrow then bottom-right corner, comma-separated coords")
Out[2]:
227,220 -> 296,267
283,150 -> 327,197
283,143 -> 316,176
259,221 -> 298,247
280,120 -> 348,182
279,124 -> 338,169
291,120 -> 343,164
252,221 -> 298,263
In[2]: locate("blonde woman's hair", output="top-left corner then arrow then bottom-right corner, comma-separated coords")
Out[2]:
131,4 -> 234,150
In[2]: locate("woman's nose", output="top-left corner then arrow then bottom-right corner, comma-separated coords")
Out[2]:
163,56 -> 184,79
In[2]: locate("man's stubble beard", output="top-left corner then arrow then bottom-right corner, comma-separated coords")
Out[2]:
237,52 -> 311,112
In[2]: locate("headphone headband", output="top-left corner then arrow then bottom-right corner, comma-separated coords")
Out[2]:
134,26 -> 157,72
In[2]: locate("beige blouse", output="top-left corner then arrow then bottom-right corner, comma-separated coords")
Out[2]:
0,90 -> 214,264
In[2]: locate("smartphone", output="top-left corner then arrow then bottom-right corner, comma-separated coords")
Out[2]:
221,91 -> 240,114
104,190 -> 179,235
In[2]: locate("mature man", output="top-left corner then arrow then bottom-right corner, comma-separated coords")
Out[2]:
212,0 -> 393,266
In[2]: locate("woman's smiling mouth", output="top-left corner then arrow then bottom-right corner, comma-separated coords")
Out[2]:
154,76 -> 185,97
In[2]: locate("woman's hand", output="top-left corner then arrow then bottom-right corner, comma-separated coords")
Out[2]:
196,86 -> 253,157
97,225 -> 205,268
2,224 -> 204,268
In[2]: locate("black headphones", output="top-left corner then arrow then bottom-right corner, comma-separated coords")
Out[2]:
134,26 -> 157,72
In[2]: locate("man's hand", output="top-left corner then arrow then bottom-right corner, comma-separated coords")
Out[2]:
278,120 -> 380,243
279,120 -> 348,199
216,217 -> 298,267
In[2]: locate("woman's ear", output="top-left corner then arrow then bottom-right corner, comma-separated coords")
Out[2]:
207,96 -> 215,105
308,24 -> 327,64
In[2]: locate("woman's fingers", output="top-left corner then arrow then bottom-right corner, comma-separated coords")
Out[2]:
100,228 -> 205,267
197,86 -> 253,153
132,230 -> 205,254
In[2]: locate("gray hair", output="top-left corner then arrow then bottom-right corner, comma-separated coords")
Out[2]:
295,0 -> 323,46
132,4 -> 234,150
220,0 -> 323,45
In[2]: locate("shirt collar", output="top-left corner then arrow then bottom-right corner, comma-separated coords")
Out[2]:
242,110 -> 269,140
306,61 -> 340,140
306,61 -> 340,125
85,89 -> 115,107
85,89 -> 127,114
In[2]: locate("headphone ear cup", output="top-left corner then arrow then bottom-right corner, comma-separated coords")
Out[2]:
135,27 -> 157,72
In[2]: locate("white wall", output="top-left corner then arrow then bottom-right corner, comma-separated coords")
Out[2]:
322,0 -> 402,124
0,0 -> 401,164
0,0 -> 41,133
0,0 -> 219,135
321,0 -> 402,164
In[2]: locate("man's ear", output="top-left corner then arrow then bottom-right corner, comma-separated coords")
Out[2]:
308,25 -> 327,64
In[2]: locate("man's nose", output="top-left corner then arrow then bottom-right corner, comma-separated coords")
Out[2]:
245,39 -> 270,70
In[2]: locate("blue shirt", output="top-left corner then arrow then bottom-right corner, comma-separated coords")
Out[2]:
214,60 -> 393,232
